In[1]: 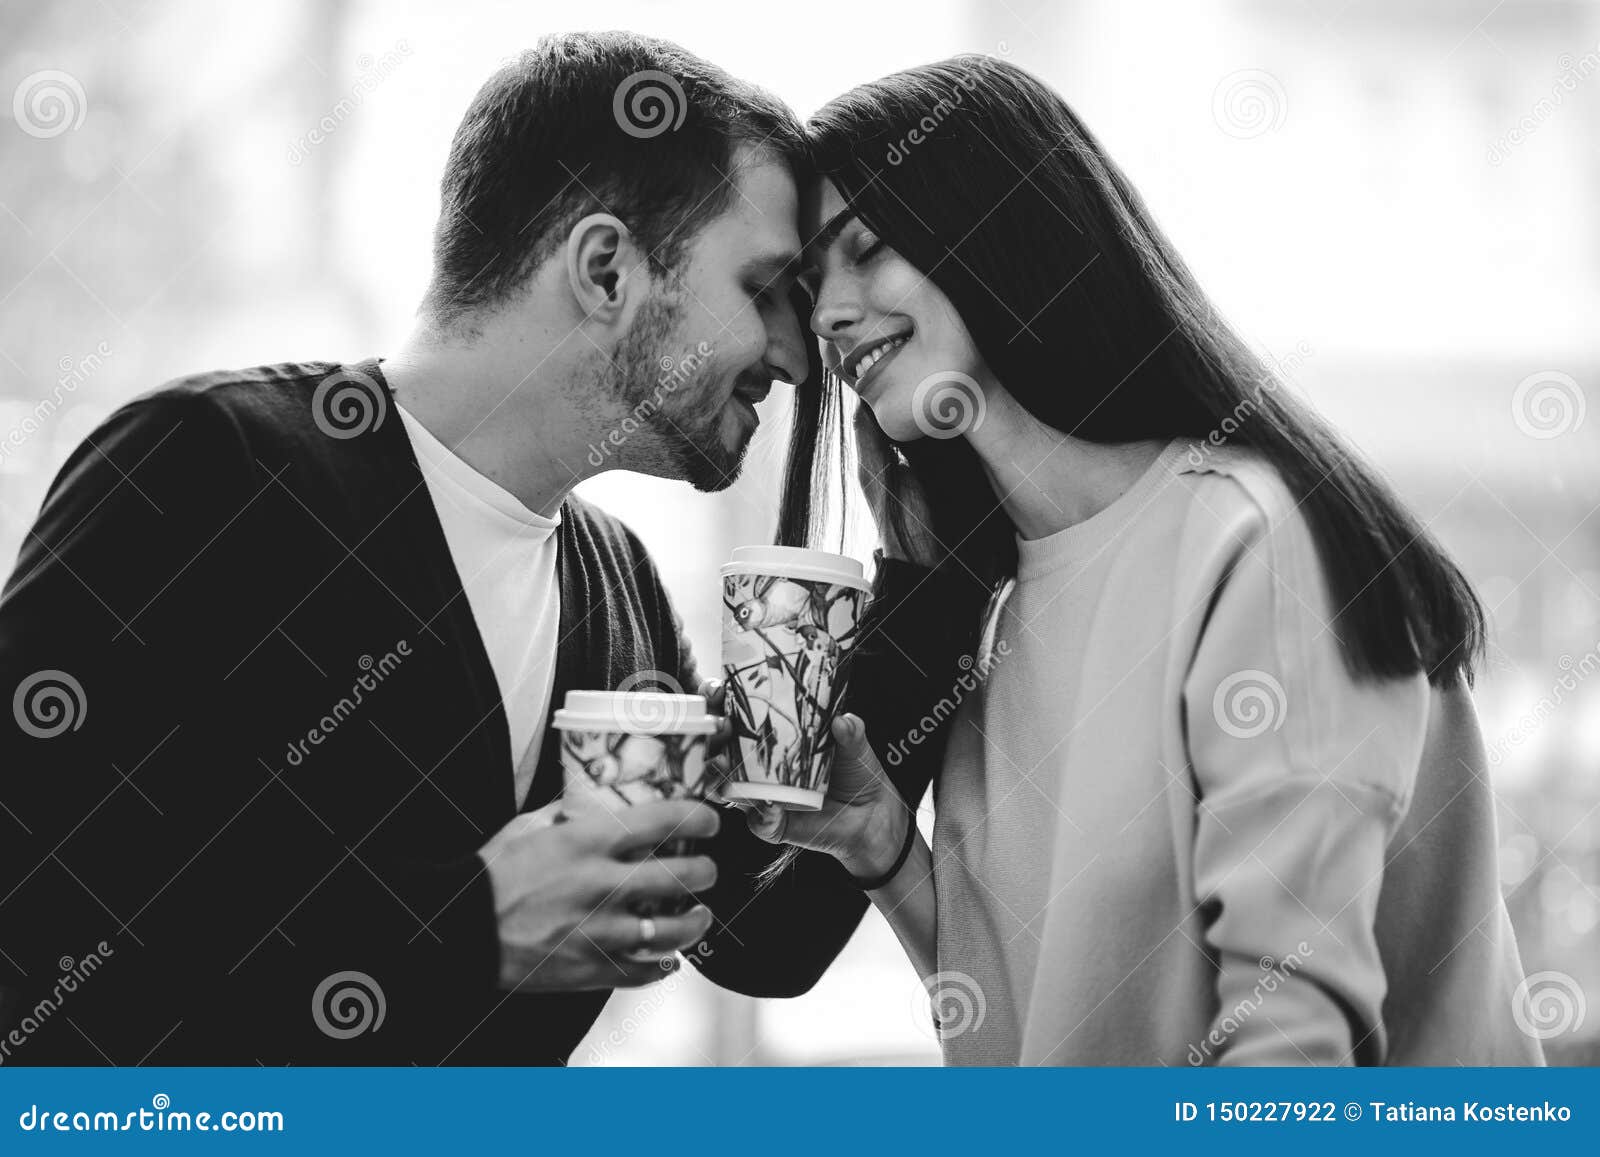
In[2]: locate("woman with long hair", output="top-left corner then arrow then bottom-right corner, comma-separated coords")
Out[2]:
756,55 -> 1539,1066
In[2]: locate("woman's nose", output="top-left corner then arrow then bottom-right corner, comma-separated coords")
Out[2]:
809,279 -> 862,339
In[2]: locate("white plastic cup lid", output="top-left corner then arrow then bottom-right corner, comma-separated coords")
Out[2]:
551,690 -> 717,735
721,545 -> 869,589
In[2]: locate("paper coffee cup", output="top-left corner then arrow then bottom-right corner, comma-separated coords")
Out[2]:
720,546 -> 871,810
553,690 -> 719,917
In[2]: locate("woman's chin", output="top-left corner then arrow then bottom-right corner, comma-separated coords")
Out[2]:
863,399 -> 926,445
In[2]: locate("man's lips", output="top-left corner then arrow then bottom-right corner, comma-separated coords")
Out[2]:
730,392 -> 764,428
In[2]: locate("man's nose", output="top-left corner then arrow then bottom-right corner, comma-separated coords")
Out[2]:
765,284 -> 813,387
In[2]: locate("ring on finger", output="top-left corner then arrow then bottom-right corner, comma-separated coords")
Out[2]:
637,915 -> 656,950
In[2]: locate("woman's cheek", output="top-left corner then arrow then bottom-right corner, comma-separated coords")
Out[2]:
869,392 -> 927,444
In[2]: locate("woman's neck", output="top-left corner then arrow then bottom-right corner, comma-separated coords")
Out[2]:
967,384 -> 1168,542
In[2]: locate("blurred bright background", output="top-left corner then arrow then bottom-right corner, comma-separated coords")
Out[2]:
3,0 -> 1597,1064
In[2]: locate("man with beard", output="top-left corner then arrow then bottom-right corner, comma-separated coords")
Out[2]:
0,32 -> 980,1064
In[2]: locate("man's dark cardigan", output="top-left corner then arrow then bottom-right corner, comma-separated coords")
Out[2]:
0,360 -> 983,1064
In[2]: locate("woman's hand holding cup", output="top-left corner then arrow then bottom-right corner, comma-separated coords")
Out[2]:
743,712 -> 910,882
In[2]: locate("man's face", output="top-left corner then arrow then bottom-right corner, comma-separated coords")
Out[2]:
607,145 -> 808,492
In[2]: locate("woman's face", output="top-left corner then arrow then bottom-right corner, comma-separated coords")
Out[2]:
804,179 -> 988,442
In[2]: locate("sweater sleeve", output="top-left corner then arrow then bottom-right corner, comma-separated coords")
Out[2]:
1180,476 -> 1428,1066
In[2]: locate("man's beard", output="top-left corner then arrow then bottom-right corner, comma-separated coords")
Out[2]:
603,291 -> 748,493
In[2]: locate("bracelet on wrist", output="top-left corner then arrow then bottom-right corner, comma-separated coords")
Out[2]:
849,809 -> 918,891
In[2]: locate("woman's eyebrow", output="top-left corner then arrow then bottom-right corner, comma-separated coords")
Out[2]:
806,207 -> 857,255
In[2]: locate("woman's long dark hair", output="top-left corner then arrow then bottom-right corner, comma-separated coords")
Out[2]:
779,55 -> 1484,687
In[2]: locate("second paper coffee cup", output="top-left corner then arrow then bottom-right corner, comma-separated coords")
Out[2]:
720,545 -> 870,810
553,689 -> 718,916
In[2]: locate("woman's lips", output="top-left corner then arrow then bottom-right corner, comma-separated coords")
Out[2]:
855,340 -> 906,398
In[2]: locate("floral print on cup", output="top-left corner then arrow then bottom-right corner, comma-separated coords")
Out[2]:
721,573 -> 867,797
558,729 -> 714,810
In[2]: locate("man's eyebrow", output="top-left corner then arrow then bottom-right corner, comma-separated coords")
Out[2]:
807,207 -> 857,255
743,250 -> 804,284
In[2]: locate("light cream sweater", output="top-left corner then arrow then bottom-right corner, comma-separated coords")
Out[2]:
932,439 -> 1541,1066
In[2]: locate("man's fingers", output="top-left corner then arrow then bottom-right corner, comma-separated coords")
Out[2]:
576,799 -> 721,855
607,854 -> 718,903
520,799 -> 565,832
589,904 -> 714,955
700,754 -> 732,801
706,717 -> 735,758
699,678 -> 734,758
609,954 -> 683,988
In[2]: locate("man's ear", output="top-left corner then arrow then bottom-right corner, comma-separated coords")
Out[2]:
565,213 -> 647,324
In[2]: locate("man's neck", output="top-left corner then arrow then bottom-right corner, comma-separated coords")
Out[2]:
381,326 -> 594,520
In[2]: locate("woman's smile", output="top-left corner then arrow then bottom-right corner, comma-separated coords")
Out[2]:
840,330 -> 913,399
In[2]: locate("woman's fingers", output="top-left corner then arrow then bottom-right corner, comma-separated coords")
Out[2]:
827,713 -> 888,801
743,802 -> 788,843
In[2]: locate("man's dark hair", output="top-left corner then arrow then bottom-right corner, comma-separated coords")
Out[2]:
424,31 -> 805,324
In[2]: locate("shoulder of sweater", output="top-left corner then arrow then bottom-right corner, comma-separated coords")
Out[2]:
1170,441 -> 1298,530
131,360 -> 346,415
1162,441 -> 1327,604
117,360 -> 368,457
73,367 -> 325,482
559,492 -> 659,573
